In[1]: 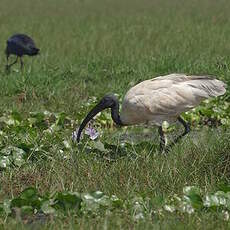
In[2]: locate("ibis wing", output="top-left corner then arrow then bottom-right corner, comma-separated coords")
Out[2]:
121,74 -> 226,125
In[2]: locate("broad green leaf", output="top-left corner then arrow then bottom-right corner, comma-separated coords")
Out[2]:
3,199 -> 12,214
63,140 -> 71,149
20,187 -> 38,200
12,148 -> 26,167
48,124 -> 61,133
111,195 -> 123,208
204,192 -> 226,209
0,146 -> 27,169
0,156 -> 10,168
218,184 -> 230,193
183,186 -> 201,196
54,192 -> 82,211
91,141 -> 108,152
41,201 -> 56,214
20,206 -> 34,215
0,203 -> 3,214
91,191 -> 104,199
56,112 -> 71,126
17,143 -> 33,153
10,111 -> 23,123
11,198 -> 28,208
164,204 -> 176,213
183,186 -> 203,209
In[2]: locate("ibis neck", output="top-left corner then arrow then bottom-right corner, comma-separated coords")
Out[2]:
111,103 -> 123,125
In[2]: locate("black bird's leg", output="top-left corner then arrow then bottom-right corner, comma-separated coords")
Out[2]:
6,56 -> 18,71
6,54 -> 9,66
20,57 -> 24,70
165,116 -> 190,151
158,126 -> 166,152
6,54 -> 10,71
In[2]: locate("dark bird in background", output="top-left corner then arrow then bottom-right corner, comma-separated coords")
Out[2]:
5,34 -> 40,71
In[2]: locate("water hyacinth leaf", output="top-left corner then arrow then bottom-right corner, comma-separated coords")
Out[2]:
218,183 -> 230,193
5,117 -> 20,126
47,124 -> 61,133
41,201 -> 56,214
90,141 -> 108,152
0,203 -> 3,214
55,112 -> 71,126
134,212 -> 145,221
133,201 -> 146,220
1,147 -> 13,156
11,196 -> 40,210
225,196 -> 230,210
204,191 -> 227,209
29,112 -> 46,122
3,199 -> 12,215
183,186 -> 203,209
12,147 -> 26,167
81,193 -> 100,213
127,196 -> 148,221
97,111 -> 113,126
183,186 -> 201,196
0,156 -> 11,168
222,210 -> 230,221
220,118 -> 230,125
11,198 -> 29,208
111,195 -> 123,208
20,187 -> 38,200
54,192 -> 82,211
28,112 -> 48,129
17,143 -> 33,153
10,111 -> 23,123
97,196 -> 111,207
0,146 -> 27,168
20,206 -> 34,215
164,204 -> 176,213
81,191 -> 119,213
185,194 -> 203,210
91,191 -> 104,199
63,140 -> 71,149
27,117 -> 38,126
11,187 -> 42,209
180,201 -> 195,214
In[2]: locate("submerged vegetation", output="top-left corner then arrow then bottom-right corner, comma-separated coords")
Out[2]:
0,0 -> 230,228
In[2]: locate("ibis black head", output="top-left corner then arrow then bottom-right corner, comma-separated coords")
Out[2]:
76,94 -> 122,142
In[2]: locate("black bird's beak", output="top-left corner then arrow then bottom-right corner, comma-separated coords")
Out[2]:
76,100 -> 108,142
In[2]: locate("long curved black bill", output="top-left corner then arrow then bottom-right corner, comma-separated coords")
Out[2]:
76,102 -> 106,142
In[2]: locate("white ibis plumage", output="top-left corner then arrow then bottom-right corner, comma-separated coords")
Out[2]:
77,73 -> 227,151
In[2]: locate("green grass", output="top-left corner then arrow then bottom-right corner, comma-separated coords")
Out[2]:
0,0 -> 230,229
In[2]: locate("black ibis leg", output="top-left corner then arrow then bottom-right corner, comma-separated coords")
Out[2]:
165,116 -> 190,151
6,56 -> 18,71
20,57 -> 24,70
178,116 -> 190,137
158,126 -> 166,152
